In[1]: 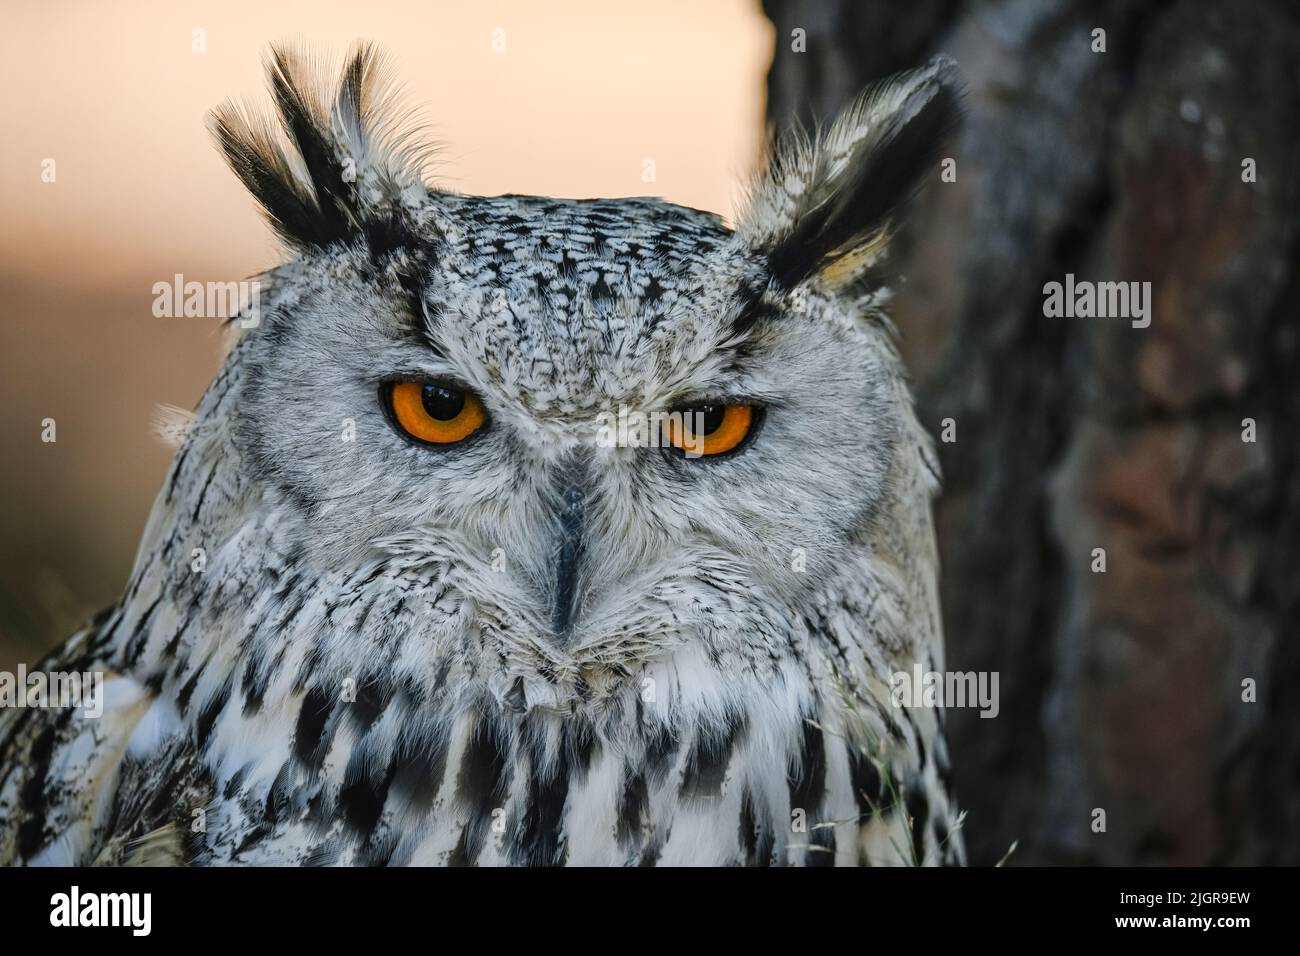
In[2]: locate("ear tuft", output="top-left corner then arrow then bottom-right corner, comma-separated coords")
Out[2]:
739,55 -> 963,292
209,42 -> 437,251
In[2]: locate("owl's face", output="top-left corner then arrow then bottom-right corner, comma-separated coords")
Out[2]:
215,46 -> 957,698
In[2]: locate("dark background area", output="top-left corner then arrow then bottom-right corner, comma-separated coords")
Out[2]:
764,0 -> 1300,864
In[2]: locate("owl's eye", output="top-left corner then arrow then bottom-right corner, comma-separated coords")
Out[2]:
385,381 -> 487,445
668,403 -> 756,457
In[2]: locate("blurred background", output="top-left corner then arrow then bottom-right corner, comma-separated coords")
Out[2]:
1,0 -> 1297,865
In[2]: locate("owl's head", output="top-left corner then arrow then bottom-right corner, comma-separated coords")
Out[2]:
209,45 -> 958,702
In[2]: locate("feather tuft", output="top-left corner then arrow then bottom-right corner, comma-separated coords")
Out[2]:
209,41 -> 439,251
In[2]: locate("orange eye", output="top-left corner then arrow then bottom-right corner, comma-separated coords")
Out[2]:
668,403 -> 756,457
386,381 -> 487,445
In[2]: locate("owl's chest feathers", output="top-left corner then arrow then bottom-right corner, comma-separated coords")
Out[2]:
101,506 -> 944,864
111,592 -> 895,865
166,652 -> 884,866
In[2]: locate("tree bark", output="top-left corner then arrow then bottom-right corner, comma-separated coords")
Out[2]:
763,0 -> 1300,865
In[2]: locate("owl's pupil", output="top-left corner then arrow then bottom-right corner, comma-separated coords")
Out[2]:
422,385 -> 465,420
692,404 -> 726,435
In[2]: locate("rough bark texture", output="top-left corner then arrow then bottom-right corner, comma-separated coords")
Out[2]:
762,0 -> 1300,865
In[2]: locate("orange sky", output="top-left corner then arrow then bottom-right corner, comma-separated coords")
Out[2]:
0,0 -> 772,289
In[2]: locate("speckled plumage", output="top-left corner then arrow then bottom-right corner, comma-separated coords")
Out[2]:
0,45 -> 964,866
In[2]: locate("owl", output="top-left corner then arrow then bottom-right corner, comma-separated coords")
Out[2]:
0,45 -> 963,866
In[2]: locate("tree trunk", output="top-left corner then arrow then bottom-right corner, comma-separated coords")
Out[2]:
762,0 -> 1300,865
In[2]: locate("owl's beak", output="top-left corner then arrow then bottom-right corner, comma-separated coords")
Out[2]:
549,482 -> 585,638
